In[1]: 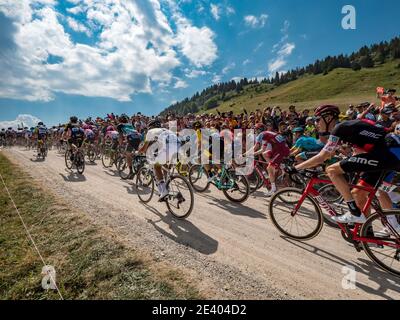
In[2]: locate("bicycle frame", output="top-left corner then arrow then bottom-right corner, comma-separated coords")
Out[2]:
293,176 -> 400,248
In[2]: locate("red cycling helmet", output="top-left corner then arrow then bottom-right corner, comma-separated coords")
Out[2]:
314,105 -> 340,118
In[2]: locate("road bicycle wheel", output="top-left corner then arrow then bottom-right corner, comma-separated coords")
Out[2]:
76,151 -> 85,174
222,171 -> 250,203
166,175 -> 194,220
135,167 -> 154,203
65,150 -> 73,170
87,147 -> 96,163
268,188 -> 324,240
361,211 -> 400,277
188,164 -> 210,192
247,170 -> 261,194
317,184 -> 344,228
101,149 -> 113,168
118,156 -> 131,180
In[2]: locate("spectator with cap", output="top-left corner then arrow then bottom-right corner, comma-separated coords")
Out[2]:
356,102 -> 376,121
346,105 -> 357,120
377,104 -> 395,129
378,88 -> 398,109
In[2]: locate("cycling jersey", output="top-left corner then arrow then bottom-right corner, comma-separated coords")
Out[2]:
34,125 -> 48,140
117,123 -> 141,139
256,131 -> 287,147
294,136 -> 324,152
66,123 -> 85,147
256,131 -> 290,167
324,120 -> 400,186
323,120 -> 387,153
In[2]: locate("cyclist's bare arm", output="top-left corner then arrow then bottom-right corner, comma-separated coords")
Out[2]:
295,149 -> 334,170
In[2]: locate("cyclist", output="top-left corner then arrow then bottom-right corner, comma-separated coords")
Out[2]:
0,128 -> 5,147
138,119 -> 178,201
65,116 -> 85,162
33,122 -> 48,157
245,123 -> 290,196
293,104 -> 400,225
117,114 -> 142,180
290,127 -> 324,163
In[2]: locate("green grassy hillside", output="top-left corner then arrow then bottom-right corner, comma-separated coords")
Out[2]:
206,60 -> 400,114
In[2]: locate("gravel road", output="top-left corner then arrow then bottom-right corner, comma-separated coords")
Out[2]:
3,148 -> 400,299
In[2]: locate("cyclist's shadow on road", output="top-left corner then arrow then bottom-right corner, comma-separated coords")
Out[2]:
59,171 -> 86,182
282,236 -> 400,299
200,193 -> 266,219
30,157 -> 45,163
143,204 -> 218,255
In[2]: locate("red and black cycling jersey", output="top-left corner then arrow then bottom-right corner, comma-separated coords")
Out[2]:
323,120 -> 387,153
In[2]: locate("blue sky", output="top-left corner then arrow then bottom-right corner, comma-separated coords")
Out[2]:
0,0 -> 399,127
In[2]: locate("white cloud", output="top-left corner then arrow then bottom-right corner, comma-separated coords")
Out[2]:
243,59 -> 251,66
210,4 -> 220,21
226,6 -> 235,15
210,3 -> 235,21
175,17 -> 218,67
268,20 -> 295,74
0,0 -> 218,102
268,43 -> 295,73
212,74 -> 222,83
0,114 -> 42,129
244,14 -> 268,28
222,62 -> 235,74
66,16 -> 91,36
254,42 -> 264,52
174,79 -> 188,89
185,69 -> 207,78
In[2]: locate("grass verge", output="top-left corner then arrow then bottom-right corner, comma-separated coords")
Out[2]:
0,153 -> 202,300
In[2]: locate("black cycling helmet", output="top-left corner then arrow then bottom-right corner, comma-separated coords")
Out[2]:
119,113 -> 129,123
70,116 -> 78,123
147,119 -> 161,129
314,105 -> 340,118
38,121 -> 44,126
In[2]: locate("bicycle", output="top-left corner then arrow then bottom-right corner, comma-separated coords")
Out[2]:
65,144 -> 85,174
268,169 -> 400,277
36,140 -> 48,159
189,162 -> 250,203
83,140 -> 97,163
247,156 -> 306,194
118,153 -> 147,180
101,144 -> 125,169
135,164 -> 194,219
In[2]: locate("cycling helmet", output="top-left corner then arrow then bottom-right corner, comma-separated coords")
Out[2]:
254,123 -> 266,132
306,117 -> 314,122
119,114 -> 129,123
314,105 -> 340,118
148,119 -> 161,129
70,116 -> 78,123
292,127 -> 305,133
38,121 -> 44,126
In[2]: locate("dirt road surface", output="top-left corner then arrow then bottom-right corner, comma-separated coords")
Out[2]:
3,148 -> 400,299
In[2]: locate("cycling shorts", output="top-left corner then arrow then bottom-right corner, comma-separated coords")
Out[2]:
126,134 -> 141,152
340,147 -> 400,187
